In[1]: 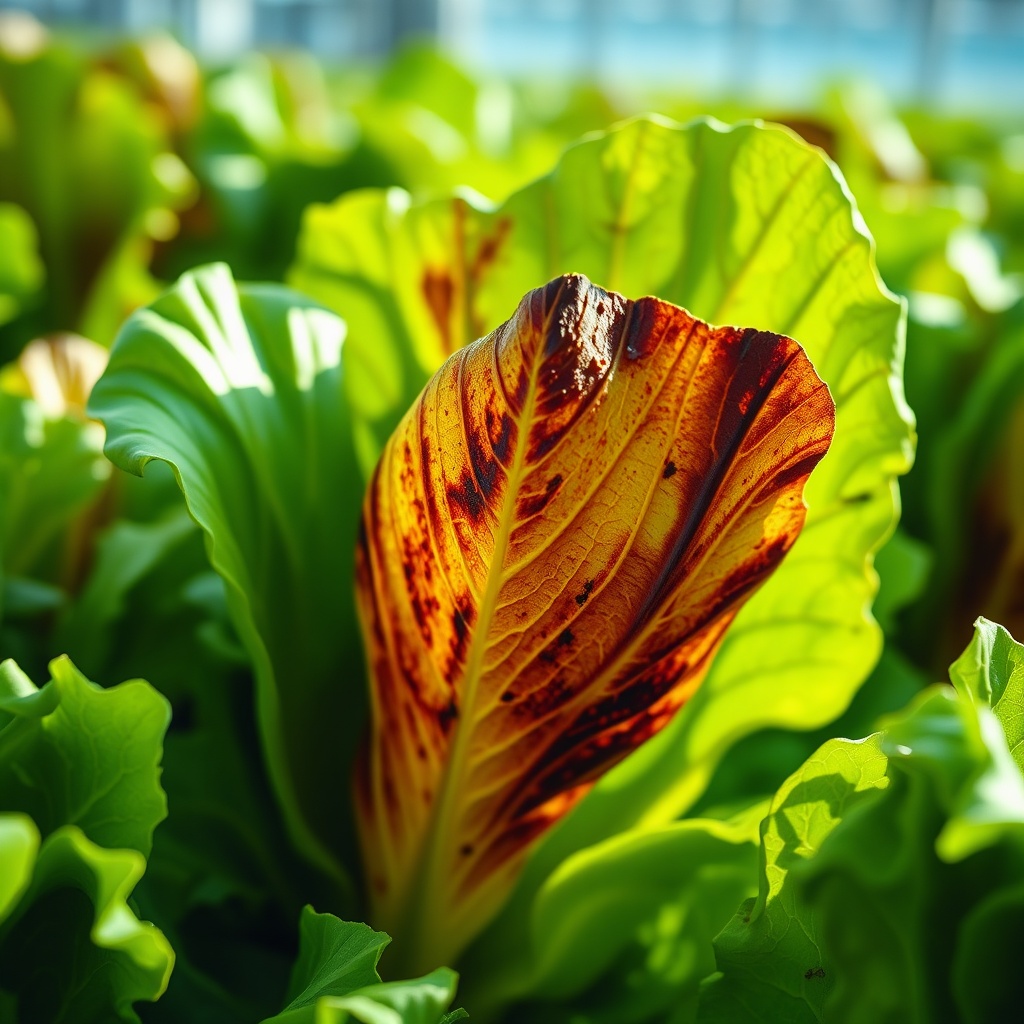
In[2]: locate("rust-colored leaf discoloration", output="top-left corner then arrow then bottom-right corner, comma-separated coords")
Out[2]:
355,274 -> 835,970
421,267 -> 456,354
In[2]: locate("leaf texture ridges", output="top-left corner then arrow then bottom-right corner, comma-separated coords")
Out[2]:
355,274 -> 835,970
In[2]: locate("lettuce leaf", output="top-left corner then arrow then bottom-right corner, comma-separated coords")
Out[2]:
0,823 -> 174,1023
0,655 -> 168,855
950,620 -> 1024,773
699,620 -> 1024,1024
0,388 -> 108,631
88,263 -> 365,892
0,17 -> 195,342
465,809 -> 762,1023
0,656 -> 173,1021
262,908 -> 461,1024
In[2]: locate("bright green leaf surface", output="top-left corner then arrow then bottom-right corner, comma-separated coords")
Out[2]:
263,909 -> 460,1024
88,263 -> 364,892
291,116 -> 913,987
950,616 -> 1024,774
464,809 -> 761,1024
0,657 -> 173,1021
698,735 -> 889,1024
0,812 -> 38,920
0,655 -> 169,855
282,909 -> 390,1013
700,672 -> 1024,1024
0,824 -> 174,1023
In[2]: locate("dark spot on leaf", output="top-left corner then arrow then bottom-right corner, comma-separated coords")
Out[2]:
804,967 -> 826,980
448,473 -> 486,521
460,843 -> 474,856
489,409 -> 515,466
438,697 -> 459,733
575,580 -> 594,606
557,628 -> 574,646
468,428 -> 500,499
663,461 -> 677,479
453,607 -> 469,641
624,299 -> 660,360
501,691 -> 515,703
517,473 -> 563,519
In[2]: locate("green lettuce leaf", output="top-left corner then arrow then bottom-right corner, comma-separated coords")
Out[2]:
464,809 -> 761,1023
950,616 -> 1024,773
53,508 -> 198,674
700,625 -> 1024,1024
0,655 -> 168,855
291,115 -> 913,987
262,908 -> 461,1024
0,823 -> 175,1023
0,388 -> 109,630
0,656 -> 173,1021
88,263 -> 364,892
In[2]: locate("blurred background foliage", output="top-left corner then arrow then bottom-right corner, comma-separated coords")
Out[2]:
0,1 -> 1022,1020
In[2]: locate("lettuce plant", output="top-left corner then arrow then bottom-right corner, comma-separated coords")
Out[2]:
8,83 -> 1023,1024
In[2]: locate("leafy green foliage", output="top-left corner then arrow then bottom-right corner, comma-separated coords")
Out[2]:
465,810 -> 762,1023
700,620 -> 1024,1024
0,387 -> 108,631
0,17 -> 195,351
262,909 -> 461,1024
0,656 -> 173,1021
89,263 -> 364,891
5,21 -> 1024,1024
291,116 -> 913,999
0,656 -> 168,854
950,616 -> 1024,771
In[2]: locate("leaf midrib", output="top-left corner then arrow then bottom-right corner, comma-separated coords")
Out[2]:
407,281 -> 565,954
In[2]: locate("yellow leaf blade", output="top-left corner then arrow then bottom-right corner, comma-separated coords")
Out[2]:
356,274 -> 835,970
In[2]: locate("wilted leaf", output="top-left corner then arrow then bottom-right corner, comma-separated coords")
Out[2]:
357,273 -> 833,969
